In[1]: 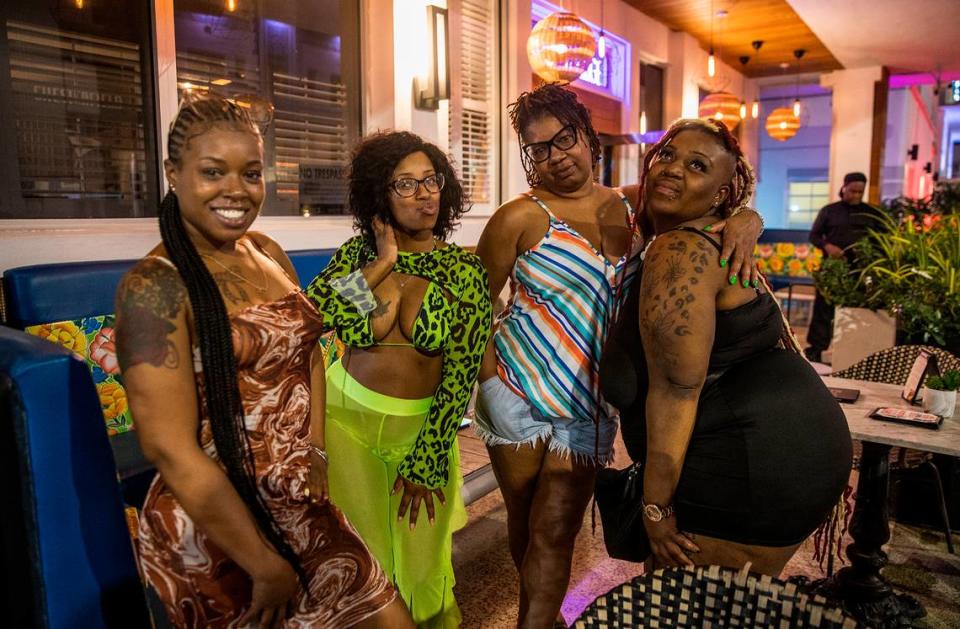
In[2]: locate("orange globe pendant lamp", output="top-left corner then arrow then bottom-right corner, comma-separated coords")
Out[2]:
527,12 -> 597,83
765,107 -> 801,141
698,92 -> 742,130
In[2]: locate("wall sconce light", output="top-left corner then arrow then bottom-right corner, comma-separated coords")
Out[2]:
414,5 -> 450,111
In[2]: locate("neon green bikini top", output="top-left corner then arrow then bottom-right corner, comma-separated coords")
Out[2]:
305,235 -> 492,489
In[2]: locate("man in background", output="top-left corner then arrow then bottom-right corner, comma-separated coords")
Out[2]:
805,172 -> 881,363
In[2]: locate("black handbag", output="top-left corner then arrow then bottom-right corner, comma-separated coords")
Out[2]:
594,461 -> 651,563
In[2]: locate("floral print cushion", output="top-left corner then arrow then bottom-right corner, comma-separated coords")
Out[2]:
26,315 -> 133,435
754,242 -> 822,277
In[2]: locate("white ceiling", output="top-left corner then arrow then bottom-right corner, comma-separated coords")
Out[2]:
787,0 -> 960,74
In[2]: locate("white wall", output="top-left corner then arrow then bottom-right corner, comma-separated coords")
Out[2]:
820,66 -> 884,203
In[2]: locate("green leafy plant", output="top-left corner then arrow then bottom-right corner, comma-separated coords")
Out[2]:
859,209 -> 960,347
812,257 -> 871,307
925,370 -> 960,392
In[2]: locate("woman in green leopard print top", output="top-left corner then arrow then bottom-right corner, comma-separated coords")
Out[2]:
305,131 -> 491,627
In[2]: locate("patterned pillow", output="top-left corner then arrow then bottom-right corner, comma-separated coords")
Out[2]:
26,315 -> 133,435
755,242 -> 823,277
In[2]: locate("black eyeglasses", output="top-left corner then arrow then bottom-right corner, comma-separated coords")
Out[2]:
521,124 -> 579,163
389,173 -> 445,198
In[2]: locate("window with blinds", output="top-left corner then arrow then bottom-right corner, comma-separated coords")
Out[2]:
171,1 -> 359,216
449,0 -> 497,213
0,1 -> 159,219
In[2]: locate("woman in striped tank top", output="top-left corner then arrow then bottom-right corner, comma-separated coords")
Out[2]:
473,84 -> 764,628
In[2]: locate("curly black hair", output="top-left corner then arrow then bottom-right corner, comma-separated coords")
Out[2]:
507,83 -> 602,188
348,131 -> 467,245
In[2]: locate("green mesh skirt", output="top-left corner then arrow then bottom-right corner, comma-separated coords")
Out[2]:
325,359 -> 467,628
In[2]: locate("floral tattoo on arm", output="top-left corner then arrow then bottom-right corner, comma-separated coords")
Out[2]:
115,259 -> 186,371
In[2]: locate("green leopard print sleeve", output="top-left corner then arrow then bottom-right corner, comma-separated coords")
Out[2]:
304,236 -> 376,347
397,249 -> 492,489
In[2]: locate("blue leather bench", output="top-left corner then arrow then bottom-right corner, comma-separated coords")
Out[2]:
0,248 -> 334,628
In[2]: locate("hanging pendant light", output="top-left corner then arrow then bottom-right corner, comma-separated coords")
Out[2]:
739,101 -> 747,120
750,40 -> 764,119
792,49 -> 805,118
699,92 -> 742,130
597,0 -> 606,59
527,11 -> 597,83
766,107 -> 800,141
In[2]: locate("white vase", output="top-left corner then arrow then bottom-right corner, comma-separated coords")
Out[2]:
922,387 -> 958,418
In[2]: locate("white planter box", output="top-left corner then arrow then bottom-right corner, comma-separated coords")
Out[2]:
922,387 -> 958,418
830,307 -> 897,371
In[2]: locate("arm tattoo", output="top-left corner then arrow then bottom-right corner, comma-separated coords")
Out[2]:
116,260 -> 186,371
371,295 -> 390,318
640,237 -> 709,373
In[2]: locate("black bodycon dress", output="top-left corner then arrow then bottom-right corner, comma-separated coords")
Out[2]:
600,229 -> 852,547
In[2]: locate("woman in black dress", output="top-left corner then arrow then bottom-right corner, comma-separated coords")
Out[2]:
600,118 -> 852,576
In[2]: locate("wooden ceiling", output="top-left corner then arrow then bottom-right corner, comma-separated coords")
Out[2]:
624,0 -> 843,78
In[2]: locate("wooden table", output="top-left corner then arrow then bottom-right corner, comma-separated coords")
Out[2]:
812,376 -> 960,627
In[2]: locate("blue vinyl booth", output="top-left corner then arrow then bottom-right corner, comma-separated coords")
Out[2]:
0,249 -> 335,628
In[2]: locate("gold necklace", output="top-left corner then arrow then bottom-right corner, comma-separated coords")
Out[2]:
200,248 -> 268,296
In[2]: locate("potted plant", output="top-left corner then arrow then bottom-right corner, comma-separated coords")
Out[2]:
812,236 -> 896,371
860,185 -> 960,355
922,370 -> 960,418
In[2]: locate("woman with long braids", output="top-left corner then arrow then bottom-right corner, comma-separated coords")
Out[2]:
600,119 -> 851,575
474,83 -> 764,627
115,95 -> 413,628
305,131 -> 491,627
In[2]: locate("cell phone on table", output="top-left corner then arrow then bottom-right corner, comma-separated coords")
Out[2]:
829,387 -> 860,403
869,407 -> 943,429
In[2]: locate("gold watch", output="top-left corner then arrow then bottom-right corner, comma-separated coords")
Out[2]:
641,496 -> 674,522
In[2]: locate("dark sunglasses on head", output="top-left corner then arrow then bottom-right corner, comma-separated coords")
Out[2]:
521,124 -> 579,163
389,173 -> 445,198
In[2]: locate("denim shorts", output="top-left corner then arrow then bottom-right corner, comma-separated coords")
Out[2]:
473,376 -> 617,465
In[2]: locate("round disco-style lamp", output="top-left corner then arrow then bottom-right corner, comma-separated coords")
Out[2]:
698,92 -> 742,130
527,12 -> 597,83
765,107 -> 801,141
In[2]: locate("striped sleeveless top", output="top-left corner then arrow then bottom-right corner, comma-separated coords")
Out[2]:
494,189 -> 642,424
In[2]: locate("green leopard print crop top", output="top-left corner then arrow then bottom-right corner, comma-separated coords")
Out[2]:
306,235 -> 492,489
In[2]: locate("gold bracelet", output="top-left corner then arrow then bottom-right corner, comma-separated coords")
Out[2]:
309,444 -> 328,462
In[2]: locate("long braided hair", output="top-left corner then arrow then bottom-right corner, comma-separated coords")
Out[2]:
161,95 -> 308,588
638,118 -> 803,353
508,82 -> 602,188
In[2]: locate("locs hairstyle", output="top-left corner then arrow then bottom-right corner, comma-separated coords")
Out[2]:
638,118 -> 756,220
348,130 -> 467,246
507,82 -> 602,188
161,94 -> 308,588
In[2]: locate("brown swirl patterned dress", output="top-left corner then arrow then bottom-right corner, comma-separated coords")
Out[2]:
138,290 -> 396,628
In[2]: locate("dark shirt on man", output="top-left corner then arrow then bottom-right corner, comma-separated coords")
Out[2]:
808,201 -> 882,262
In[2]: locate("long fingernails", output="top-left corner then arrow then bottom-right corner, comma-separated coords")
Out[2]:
719,258 -> 727,267
751,279 -> 759,288
729,275 -> 738,285
742,278 -> 750,288
703,225 -> 713,232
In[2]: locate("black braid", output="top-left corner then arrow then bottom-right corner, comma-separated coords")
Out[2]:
508,83 -> 602,188
162,95 -> 308,590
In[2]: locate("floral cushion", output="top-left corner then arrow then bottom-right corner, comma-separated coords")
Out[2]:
754,242 -> 822,277
25,315 -> 132,435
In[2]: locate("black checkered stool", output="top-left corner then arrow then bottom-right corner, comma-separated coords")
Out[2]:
574,565 -> 857,628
